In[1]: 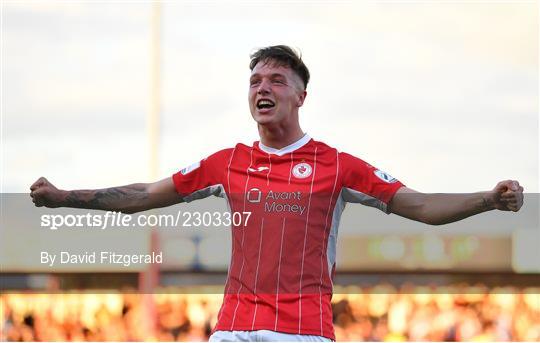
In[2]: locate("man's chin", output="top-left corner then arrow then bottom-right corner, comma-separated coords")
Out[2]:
252,113 -> 276,126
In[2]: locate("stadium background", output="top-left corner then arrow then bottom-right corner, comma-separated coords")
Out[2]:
1,1 -> 539,341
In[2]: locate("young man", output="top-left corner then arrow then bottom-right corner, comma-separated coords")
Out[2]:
30,45 -> 523,342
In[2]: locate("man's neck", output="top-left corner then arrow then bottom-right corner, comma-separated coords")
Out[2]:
258,124 -> 304,149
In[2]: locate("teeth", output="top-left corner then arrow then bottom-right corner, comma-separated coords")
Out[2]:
257,100 -> 274,107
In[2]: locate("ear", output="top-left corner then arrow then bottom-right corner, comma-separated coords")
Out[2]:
297,90 -> 307,107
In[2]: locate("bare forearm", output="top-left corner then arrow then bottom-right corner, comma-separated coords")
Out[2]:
61,184 -> 151,213
418,192 -> 494,225
31,177 -> 182,213
391,182 -> 523,226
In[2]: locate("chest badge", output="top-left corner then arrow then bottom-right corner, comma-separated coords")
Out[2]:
292,162 -> 312,179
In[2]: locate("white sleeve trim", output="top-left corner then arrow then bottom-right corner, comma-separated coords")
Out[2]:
341,187 -> 389,213
182,184 -> 225,203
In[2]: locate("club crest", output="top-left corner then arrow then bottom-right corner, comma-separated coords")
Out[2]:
292,162 -> 312,179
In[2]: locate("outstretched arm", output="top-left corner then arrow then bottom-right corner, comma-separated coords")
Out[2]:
389,180 -> 524,225
30,177 -> 182,214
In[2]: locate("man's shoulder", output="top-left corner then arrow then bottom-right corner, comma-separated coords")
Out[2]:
310,140 -> 363,159
207,147 -> 235,158
207,143 -> 253,160
309,141 -> 371,168
310,139 -> 342,156
234,142 -> 253,150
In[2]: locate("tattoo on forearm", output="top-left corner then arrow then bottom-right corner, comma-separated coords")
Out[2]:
481,197 -> 489,210
65,184 -> 149,210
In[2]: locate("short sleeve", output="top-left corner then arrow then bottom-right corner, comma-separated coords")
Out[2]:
339,152 -> 404,213
172,149 -> 232,202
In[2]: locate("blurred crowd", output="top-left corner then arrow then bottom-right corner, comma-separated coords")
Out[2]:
2,284 -> 539,341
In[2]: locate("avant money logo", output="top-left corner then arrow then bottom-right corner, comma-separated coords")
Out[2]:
247,188 -> 262,203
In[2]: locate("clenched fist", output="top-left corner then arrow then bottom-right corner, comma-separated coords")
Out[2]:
489,180 -> 524,212
30,177 -> 67,208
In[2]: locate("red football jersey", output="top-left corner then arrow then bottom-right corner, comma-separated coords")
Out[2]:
172,135 -> 404,340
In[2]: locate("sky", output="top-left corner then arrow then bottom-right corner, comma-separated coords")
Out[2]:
2,1 -> 538,194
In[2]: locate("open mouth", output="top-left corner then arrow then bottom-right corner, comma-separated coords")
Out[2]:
257,99 -> 275,110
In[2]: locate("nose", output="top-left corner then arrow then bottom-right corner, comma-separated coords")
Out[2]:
257,79 -> 271,95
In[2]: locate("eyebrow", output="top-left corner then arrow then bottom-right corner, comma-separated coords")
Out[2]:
250,73 -> 286,80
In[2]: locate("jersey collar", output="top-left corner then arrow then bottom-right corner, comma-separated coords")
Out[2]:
258,134 -> 312,156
